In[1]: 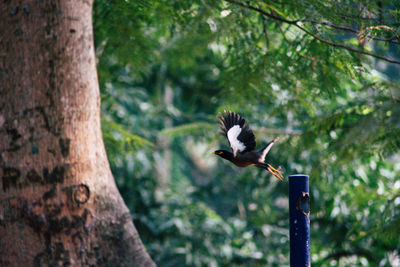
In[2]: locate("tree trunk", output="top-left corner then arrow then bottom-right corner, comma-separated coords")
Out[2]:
0,1 -> 155,266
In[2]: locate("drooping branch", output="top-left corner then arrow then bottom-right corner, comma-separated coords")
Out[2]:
304,20 -> 399,44
261,15 -> 270,49
225,0 -> 400,65
276,23 -> 317,66
294,23 -> 400,64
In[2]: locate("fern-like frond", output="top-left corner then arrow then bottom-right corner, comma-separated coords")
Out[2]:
160,122 -> 216,137
101,117 -> 154,154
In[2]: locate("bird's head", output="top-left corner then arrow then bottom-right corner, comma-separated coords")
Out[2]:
212,150 -> 233,161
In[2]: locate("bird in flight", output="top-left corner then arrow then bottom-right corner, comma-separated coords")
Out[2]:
212,110 -> 284,181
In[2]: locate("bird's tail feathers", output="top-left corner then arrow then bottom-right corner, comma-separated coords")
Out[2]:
258,137 -> 279,162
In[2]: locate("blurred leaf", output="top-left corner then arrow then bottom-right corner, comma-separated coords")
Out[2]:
160,122 -> 216,137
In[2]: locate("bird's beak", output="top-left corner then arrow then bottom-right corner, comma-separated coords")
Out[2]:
211,152 -> 216,154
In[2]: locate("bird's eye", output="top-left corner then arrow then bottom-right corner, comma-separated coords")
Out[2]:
218,151 -> 223,155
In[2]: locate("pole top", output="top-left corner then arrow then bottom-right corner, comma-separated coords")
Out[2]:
289,174 -> 309,178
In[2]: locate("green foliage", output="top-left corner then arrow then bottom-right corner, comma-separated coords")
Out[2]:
160,122 -> 216,137
94,0 -> 400,266
101,117 -> 153,160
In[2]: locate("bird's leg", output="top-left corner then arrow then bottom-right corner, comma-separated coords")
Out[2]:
268,164 -> 280,173
266,164 -> 284,181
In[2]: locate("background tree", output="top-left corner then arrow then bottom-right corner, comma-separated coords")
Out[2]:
0,1 -> 154,266
94,0 -> 399,266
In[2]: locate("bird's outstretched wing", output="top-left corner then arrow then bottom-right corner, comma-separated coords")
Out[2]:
218,111 -> 256,156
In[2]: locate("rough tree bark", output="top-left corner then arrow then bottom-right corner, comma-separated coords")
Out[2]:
0,0 -> 155,266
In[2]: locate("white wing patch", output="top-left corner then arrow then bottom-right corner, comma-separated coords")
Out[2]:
227,125 -> 246,156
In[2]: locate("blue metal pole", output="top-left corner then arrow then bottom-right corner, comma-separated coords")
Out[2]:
289,174 -> 310,267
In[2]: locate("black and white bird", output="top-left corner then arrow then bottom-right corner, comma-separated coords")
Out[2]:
212,111 -> 284,181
